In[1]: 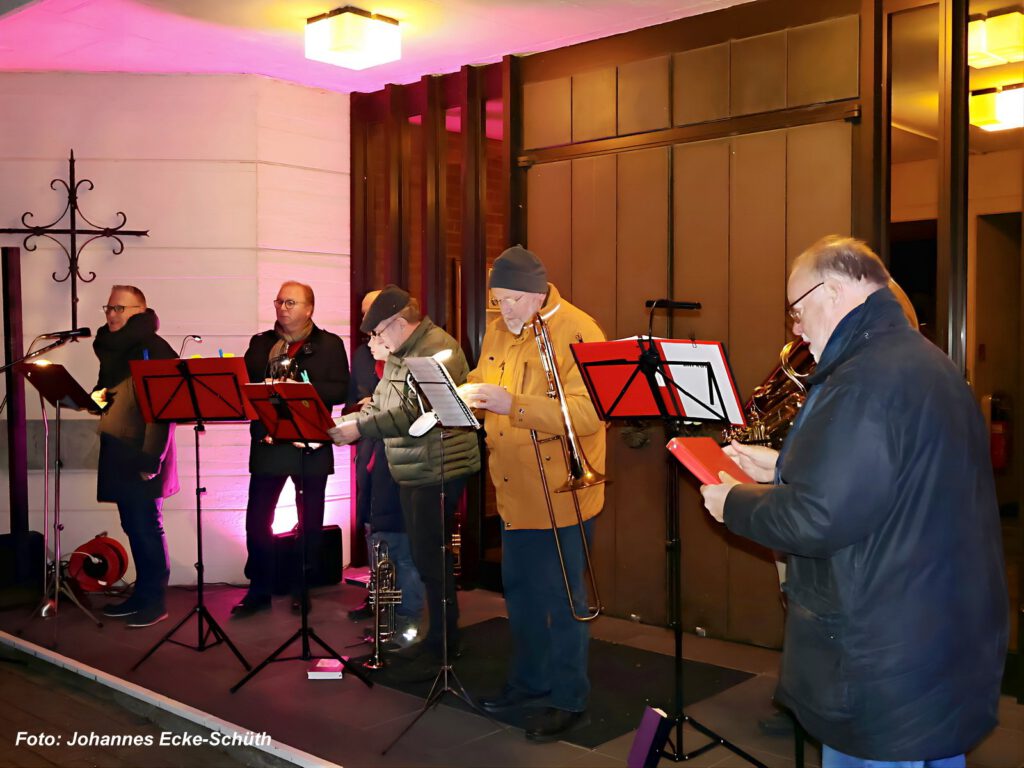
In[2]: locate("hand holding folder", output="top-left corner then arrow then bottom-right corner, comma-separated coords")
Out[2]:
666,437 -> 754,485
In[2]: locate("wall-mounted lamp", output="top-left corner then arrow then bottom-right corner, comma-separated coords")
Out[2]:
970,85 -> 1024,132
968,10 -> 1023,68
305,6 -> 401,70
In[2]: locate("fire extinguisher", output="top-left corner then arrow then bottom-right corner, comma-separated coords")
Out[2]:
989,393 -> 1011,472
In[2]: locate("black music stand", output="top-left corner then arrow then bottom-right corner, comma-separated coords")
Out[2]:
129,357 -> 252,672
231,381 -> 372,693
383,355 -> 484,755
572,331 -> 764,768
14,360 -> 104,632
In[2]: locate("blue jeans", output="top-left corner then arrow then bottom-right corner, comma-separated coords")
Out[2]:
500,521 -> 593,712
367,530 -> 424,621
116,493 -> 169,610
823,745 -> 966,768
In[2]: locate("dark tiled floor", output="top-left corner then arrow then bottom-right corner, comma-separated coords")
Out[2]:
0,581 -> 1022,768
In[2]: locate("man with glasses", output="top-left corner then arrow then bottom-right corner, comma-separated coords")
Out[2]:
232,280 -> 350,618
93,285 -> 178,628
457,245 -> 607,743
329,284 -> 479,673
700,236 -> 1007,767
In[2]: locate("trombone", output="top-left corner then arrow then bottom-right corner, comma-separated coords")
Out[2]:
529,312 -> 605,622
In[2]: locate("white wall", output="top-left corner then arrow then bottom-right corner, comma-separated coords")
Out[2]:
0,72 -> 352,587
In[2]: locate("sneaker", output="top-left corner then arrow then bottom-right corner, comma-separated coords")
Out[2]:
126,605 -> 168,628
102,596 -> 143,618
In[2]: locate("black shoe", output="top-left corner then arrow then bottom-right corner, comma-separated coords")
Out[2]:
101,596 -> 143,618
757,709 -> 795,736
126,605 -> 168,629
478,686 -> 550,713
230,595 -> 271,618
348,602 -> 373,621
525,707 -> 587,743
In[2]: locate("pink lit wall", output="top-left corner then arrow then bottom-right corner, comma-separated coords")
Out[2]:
0,72 -> 353,585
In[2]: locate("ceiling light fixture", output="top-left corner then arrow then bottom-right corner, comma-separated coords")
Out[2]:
305,6 -> 401,70
967,10 -> 1024,69
970,85 -> 1024,132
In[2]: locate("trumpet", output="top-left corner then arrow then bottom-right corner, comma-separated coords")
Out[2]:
363,539 -> 402,670
529,312 -> 604,623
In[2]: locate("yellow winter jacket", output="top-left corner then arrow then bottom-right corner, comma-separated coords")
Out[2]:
467,284 -> 607,529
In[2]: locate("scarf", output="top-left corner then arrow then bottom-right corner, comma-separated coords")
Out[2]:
268,319 -> 315,372
92,309 -> 162,388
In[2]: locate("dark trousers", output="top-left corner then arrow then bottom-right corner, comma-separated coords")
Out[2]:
500,520 -> 594,712
116,492 -> 170,610
399,477 -> 466,652
244,473 -> 328,599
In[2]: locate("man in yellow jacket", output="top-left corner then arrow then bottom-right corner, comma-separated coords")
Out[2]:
459,245 -> 606,742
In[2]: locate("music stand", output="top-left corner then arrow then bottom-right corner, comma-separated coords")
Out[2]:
231,381 -> 372,693
383,355 -> 483,755
15,360 -> 104,632
127,357 -> 252,671
572,334 -> 765,768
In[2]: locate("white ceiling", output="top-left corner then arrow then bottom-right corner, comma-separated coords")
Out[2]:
0,0 -> 756,93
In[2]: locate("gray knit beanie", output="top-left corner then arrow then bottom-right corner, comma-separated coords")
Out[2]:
489,245 -> 548,294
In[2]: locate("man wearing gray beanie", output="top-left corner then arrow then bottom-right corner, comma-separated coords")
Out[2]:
458,245 -> 607,742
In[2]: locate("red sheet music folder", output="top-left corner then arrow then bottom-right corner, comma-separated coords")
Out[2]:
131,357 -> 255,423
666,437 -> 754,485
243,381 -> 334,443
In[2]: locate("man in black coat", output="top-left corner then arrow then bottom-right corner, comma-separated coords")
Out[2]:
701,236 -> 1008,767
93,285 -> 179,628
232,280 -> 350,617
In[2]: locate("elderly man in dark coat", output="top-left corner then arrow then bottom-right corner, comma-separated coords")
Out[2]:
701,236 -> 1007,768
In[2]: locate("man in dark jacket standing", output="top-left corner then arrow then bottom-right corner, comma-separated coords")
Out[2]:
232,280 -> 349,617
701,236 -> 1008,767
93,285 -> 179,628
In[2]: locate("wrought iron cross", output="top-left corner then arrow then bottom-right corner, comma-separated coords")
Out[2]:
0,150 -> 149,329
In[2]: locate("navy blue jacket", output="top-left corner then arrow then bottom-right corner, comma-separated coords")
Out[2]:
725,287 -> 1008,760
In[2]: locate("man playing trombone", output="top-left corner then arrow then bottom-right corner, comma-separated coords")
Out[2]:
459,245 -> 606,743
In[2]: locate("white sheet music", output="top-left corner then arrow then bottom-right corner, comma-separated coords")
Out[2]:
657,341 -> 745,426
405,357 -> 480,429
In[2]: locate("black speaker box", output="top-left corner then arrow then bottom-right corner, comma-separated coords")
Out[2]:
0,531 -> 44,608
271,524 -> 342,595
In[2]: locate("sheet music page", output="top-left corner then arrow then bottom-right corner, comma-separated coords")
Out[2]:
405,357 -> 480,429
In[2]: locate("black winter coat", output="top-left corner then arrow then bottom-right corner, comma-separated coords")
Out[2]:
245,325 -> 350,476
725,287 -> 1008,760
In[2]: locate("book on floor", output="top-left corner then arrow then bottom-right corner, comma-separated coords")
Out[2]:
307,658 -> 344,679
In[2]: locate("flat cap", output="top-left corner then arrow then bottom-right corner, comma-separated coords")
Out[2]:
360,284 -> 410,334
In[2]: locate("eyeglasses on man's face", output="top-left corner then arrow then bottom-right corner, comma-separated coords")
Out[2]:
370,316 -> 399,338
102,304 -> 142,314
786,281 -> 824,322
273,298 -> 308,309
489,293 -> 525,310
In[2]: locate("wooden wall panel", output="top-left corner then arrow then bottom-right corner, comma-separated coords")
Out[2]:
572,67 -> 617,143
787,121 -> 853,267
730,31 -> 787,116
617,147 -> 670,338
788,15 -> 859,107
526,161 -> 572,298
673,44 -> 730,126
729,131 -> 787,399
673,139 -> 731,636
522,77 -> 571,149
617,56 -> 671,136
727,130 -> 788,647
571,155 -> 617,336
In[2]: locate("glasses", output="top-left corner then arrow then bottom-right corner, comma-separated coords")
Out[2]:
370,316 -> 399,338
786,282 -> 824,322
273,299 -> 308,309
101,304 -> 142,314
489,294 -> 525,310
